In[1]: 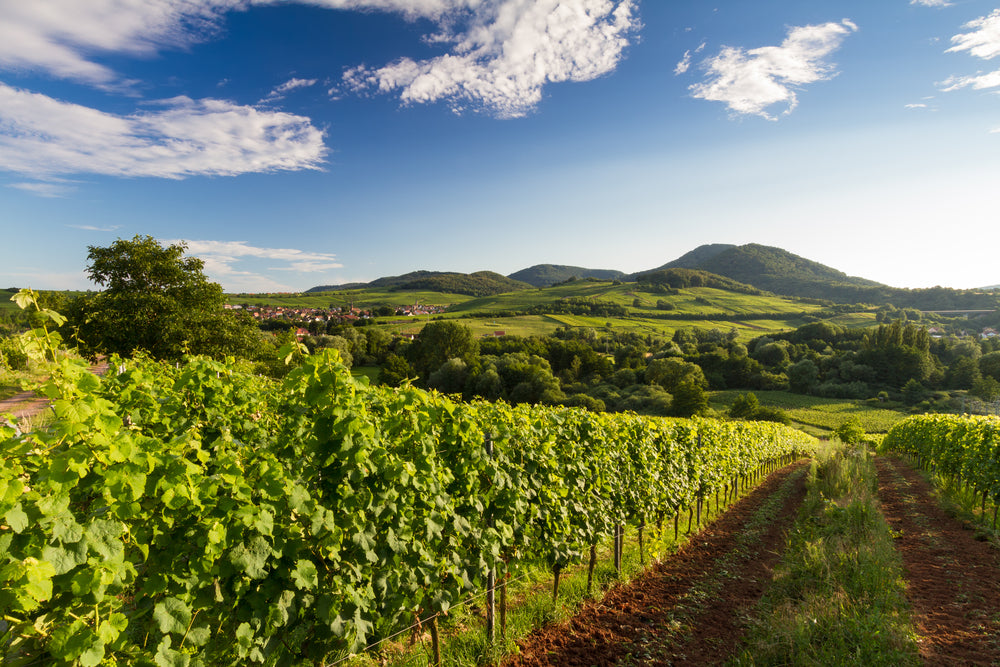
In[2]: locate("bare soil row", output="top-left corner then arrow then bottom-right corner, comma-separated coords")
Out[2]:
505,461 -> 809,666
876,456 -> 1000,666
506,455 -> 1000,666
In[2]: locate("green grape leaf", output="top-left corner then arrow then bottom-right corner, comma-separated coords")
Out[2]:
153,597 -> 192,635
5,503 -> 28,533
292,559 -> 318,590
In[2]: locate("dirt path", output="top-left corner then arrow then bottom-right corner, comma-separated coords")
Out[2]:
876,456 -> 1000,666
0,360 -> 109,422
505,461 -> 809,667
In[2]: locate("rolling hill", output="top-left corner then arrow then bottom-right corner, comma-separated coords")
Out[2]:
508,264 -> 626,287
307,271 -> 530,297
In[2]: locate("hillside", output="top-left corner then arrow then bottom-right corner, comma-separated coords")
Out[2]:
508,264 -> 626,287
642,244 -> 999,310
644,243 -> 882,292
308,270 -> 530,297
654,243 -> 737,270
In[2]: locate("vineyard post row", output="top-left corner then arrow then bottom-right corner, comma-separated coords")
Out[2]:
0,350 -> 817,666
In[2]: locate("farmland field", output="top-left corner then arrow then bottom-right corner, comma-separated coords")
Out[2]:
710,389 -> 908,434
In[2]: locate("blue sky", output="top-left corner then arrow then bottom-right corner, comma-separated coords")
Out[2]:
2,0 -> 999,293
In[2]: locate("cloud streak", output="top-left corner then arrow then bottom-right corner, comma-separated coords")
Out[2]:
688,19 -> 857,119
159,239 -> 343,292
0,83 -> 327,180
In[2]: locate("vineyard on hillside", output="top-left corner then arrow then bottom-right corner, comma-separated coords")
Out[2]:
0,350 -> 816,666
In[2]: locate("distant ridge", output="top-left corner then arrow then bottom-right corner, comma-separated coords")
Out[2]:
303,243 -> 998,310
307,270 -> 530,297
508,264 -> 626,287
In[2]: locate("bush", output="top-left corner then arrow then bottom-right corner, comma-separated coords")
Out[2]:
0,337 -> 29,370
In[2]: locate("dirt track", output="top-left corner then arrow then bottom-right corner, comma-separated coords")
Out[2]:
506,461 -> 809,666
876,456 -> 1000,666
0,361 -> 109,423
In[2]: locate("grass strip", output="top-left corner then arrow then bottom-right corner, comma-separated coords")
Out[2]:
731,444 -> 920,667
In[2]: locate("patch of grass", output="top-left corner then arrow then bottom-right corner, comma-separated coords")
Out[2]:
732,445 -> 920,666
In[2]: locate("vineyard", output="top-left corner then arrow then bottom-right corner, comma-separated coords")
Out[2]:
882,413 -> 1000,527
0,350 -> 816,666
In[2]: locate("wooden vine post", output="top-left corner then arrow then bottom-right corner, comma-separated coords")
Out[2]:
430,615 -> 442,667
484,433 -> 496,644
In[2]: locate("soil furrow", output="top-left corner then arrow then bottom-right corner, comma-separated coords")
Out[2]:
876,456 -> 1000,666
505,461 -> 809,667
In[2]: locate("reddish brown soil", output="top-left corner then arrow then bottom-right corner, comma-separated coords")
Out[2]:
0,361 -> 109,423
876,456 -> 1000,666
505,461 -> 809,667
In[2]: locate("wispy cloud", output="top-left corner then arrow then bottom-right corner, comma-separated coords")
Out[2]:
0,83 -> 327,180
7,181 -> 78,198
162,239 -> 343,292
940,70 -> 1000,91
675,52 -> 693,75
911,0 -> 952,7
905,102 -> 928,109
0,0 -> 239,89
262,77 -> 318,103
940,10 -> 1000,96
675,43 -> 706,75
688,19 -> 857,119
172,239 -> 343,272
343,0 -> 640,118
947,9 -> 1000,61
67,224 -> 123,232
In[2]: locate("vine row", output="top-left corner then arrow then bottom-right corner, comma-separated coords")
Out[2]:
1,350 -> 816,666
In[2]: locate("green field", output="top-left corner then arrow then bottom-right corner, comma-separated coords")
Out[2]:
710,390 -> 907,435
232,280 -> 871,343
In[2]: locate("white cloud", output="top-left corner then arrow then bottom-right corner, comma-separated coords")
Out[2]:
939,69 -> 1000,91
67,224 -> 123,231
939,10 -> 1000,96
0,0 -> 638,120
911,0 -> 952,7
675,50 -> 692,75
173,239 -> 343,272
0,83 -> 327,179
161,239 -> 343,292
262,77 -> 318,102
343,0 -> 640,118
7,181 -> 78,197
947,9 -> 1000,60
689,19 -> 857,119
904,103 -> 928,109
0,0 -> 240,88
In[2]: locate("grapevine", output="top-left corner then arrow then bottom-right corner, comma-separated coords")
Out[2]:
1,350 -> 816,665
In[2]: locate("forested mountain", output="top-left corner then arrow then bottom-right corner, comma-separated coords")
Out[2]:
308,271 -> 531,297
508,264 -> 626,287
640,243 -> 882,292
639,244 -> 999,310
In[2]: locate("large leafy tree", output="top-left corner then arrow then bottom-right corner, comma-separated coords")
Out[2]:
68,235 -> 262,360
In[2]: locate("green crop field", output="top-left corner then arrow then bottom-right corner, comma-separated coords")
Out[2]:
710,389 -> 908,434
